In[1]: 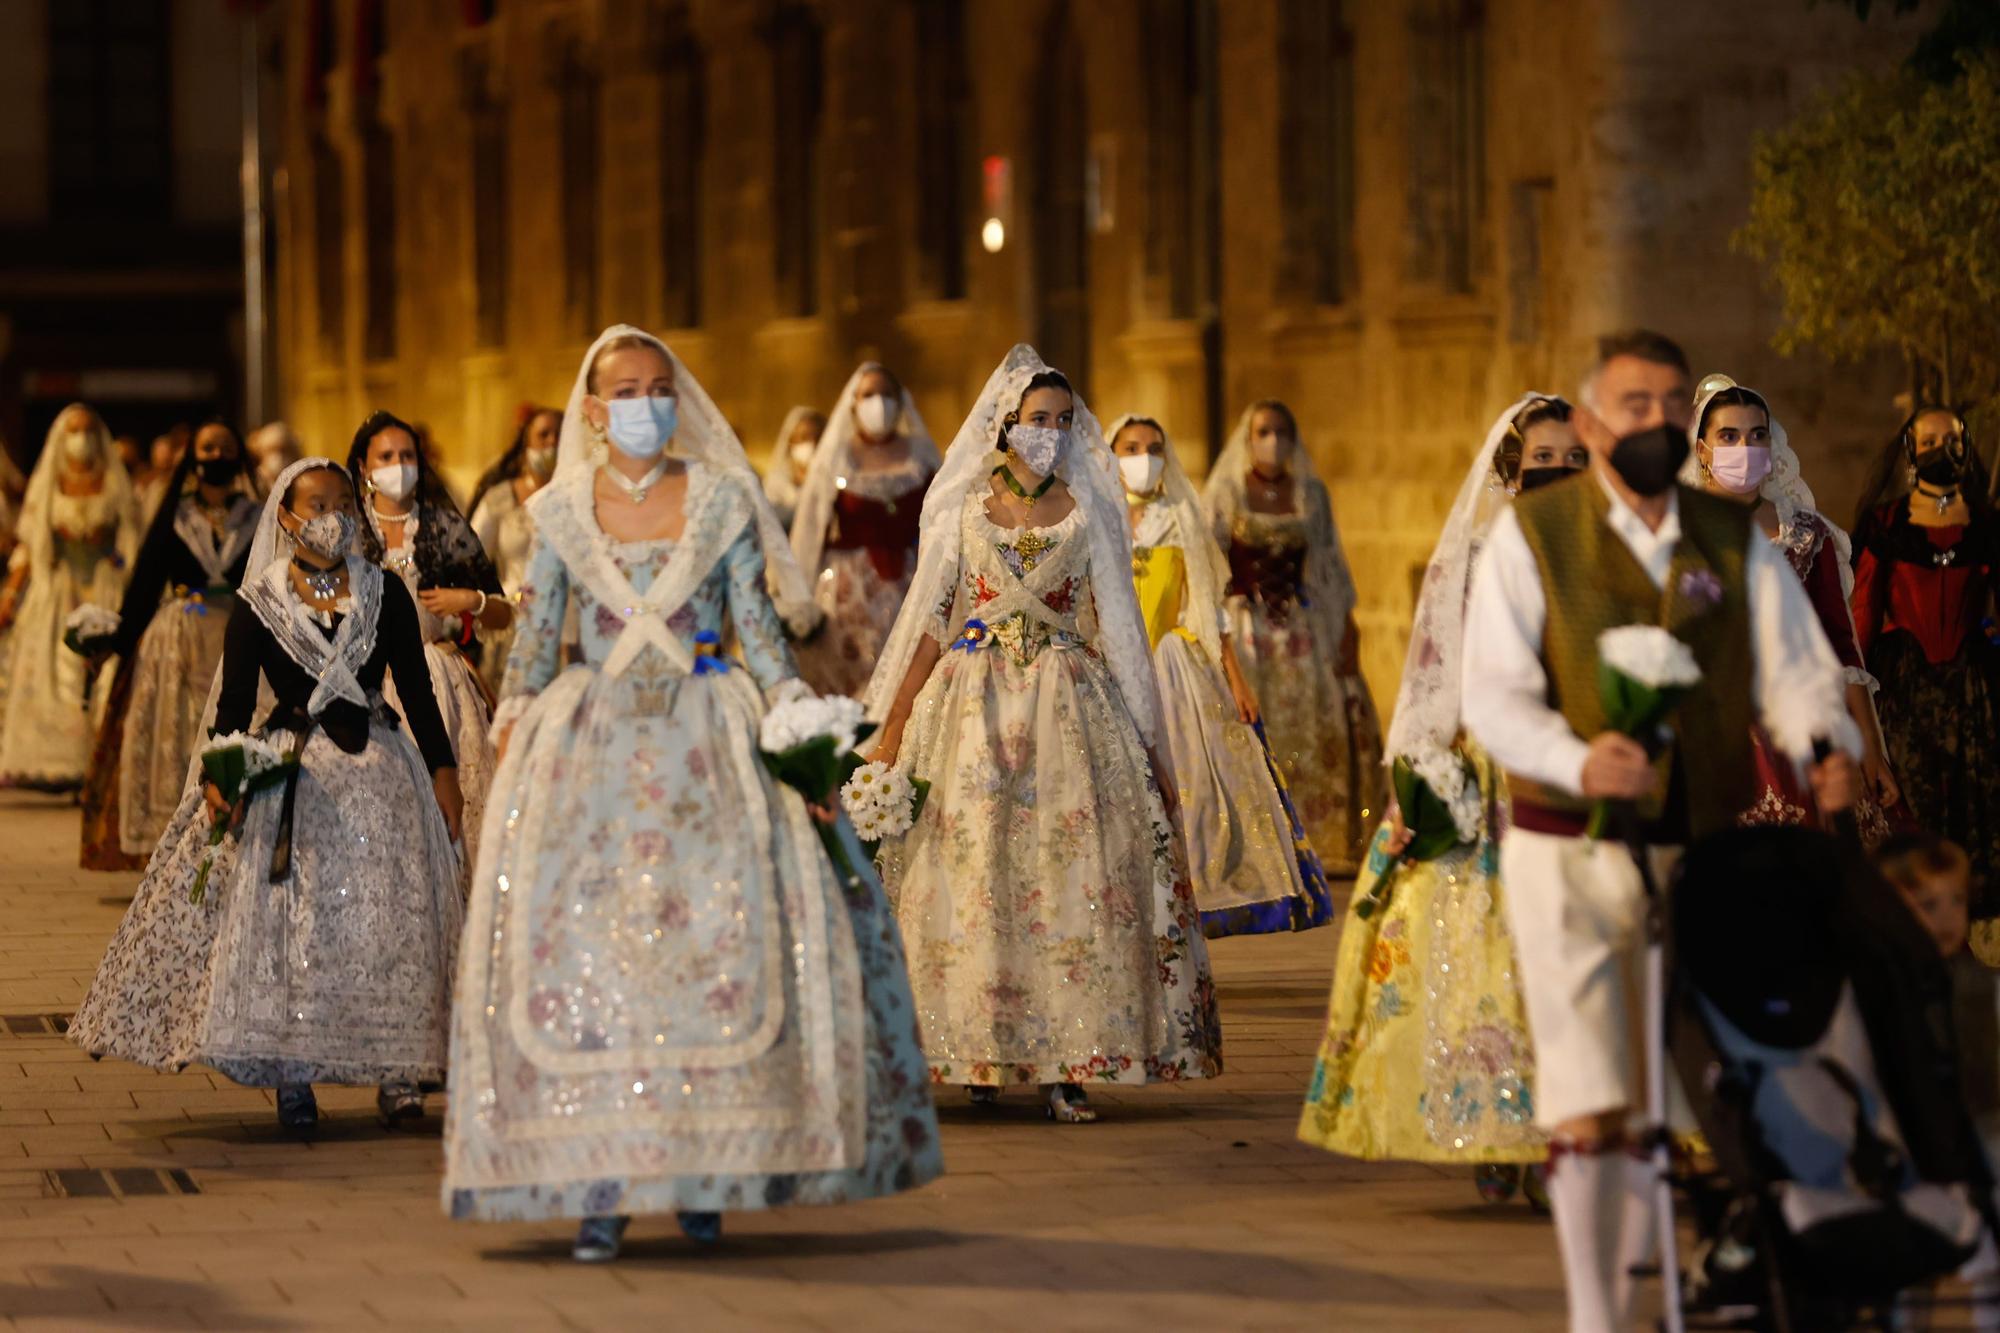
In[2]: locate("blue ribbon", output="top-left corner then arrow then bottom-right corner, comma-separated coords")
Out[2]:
950,618 -> 990,653
692,628 -> 731,676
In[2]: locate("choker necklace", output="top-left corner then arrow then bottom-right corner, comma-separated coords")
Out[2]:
292,555 -> 344,601
993,463 -> 1057,508
369,501 -> 412,524
1916,481 -> 1961,516
603,457 -> 672,504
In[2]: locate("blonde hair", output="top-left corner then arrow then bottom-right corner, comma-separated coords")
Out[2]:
586,334 -> 673,396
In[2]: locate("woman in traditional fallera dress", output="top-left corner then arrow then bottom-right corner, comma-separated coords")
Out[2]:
444,326 -> 940,1263
791,365 -> 939,697
1300,395 -> 1583,1203
1202,402 -> 1383,873
468,405 -> 561,691
80,422 -> 260,869
1679,374 -> 1903,843
864,346 -> 1222,1125
349,411 -> 509,880
1107,412 -> 1331,937
0,405 -> 139,790
764,405 -> 825,532
1850,404 -> 2000,886
70,458 -> 465,1133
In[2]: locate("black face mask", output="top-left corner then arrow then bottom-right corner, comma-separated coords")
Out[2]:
196,456 -> 242,485
1914,449 -> 1964,488
1608,424 -> 1690,498
1517,464 -> 1583,494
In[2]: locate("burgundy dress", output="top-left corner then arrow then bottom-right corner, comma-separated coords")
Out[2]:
1851,503 -> 2000,879
1735,513 -> 1877,837
794,460 -> 931,697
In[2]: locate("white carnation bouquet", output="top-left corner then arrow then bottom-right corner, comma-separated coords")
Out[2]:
190,731 -> 301,903
1587,624 -> 1703,839
839,761 -> 931,845
62,603 -> 121,656
1358,743 -> 1482,920
758,689 -> 879,892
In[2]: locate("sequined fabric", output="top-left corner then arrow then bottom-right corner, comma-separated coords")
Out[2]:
445,465 -> 939,1221
115,588 -> 234,854
877,493 -> 1222,1087
1299,742 -> 1544,1164
1226,511 -> 1384,874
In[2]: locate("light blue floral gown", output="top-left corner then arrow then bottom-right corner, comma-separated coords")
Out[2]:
444,463 -> 941,1223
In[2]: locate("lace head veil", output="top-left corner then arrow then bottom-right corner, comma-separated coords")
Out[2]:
1384,394 -> 1556,763
1681,373 -> 1854,596
1103,412 -> 1229,663
1201,403 -> 1356,664
862,344 -> 1163,746
555,324 -> 816,631
790,362 -> 941,577
19,403 -> 138,579
763,405 -> 820,517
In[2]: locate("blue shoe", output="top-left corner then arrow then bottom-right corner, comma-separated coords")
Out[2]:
676,1211 -> 722,1244
573,1214 -> 629,1263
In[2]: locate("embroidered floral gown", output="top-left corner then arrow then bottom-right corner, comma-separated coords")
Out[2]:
444,465 -> 940,1223
1298,741 -> 1544,1164
878,492 -> 1223,1087
1129,496 -> 1331,937
469,482 -> 536,694
1222,509 -> 1384,874
82,492 -> 258,866
70,565 -> 464,1089
0,488 -> 131,787
795,458 -> 932,698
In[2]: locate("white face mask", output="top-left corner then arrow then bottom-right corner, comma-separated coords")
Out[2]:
1008,425 -> 1068,478
60,430 -> 96,465
1250,433 -> 1290,473
604,396 -> 678,460
855,393 -> 901,441
525,445 -> 558,479
1119,453 -> 1165,496
788,441 -> 817,469
369,462 -> 419,503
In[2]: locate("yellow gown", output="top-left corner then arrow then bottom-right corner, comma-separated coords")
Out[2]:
1297,741 -> 1544,1163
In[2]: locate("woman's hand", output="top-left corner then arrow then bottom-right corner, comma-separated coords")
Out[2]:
1862,744 -> 1902,808
865,720 -> 905,770
807,799 -> 839,825
1384,800 -> 1414,857
202,780 -> 246,834
417,587 -> 481,618
1219,635 -> 1261,724
432,766 -> 465,844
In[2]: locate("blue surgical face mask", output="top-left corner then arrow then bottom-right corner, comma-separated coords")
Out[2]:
604,396 -> 678,460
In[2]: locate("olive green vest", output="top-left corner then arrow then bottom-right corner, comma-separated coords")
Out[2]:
1508,479 -> 1756,839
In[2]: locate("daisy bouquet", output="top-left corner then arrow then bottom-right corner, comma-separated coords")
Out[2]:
838,761 -> 931,848
190,732 -> 301,903
1586,625 -> 1703,840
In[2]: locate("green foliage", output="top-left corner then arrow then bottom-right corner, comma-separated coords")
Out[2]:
1817,0 -> 2000,82
1737,51 -> 2000,407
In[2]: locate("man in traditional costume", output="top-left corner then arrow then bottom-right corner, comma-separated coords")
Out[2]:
1461,330 -> 1863,1330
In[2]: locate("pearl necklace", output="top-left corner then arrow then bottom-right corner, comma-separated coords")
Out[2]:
602,457 -> 672,504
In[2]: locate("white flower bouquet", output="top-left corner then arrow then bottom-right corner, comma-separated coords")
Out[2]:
190,731 -> 300,903
1587,624 -> 1703,839
839,760 -> 931,846
758,689 -> 878,893
1354,745 -> 1481,921
61,603 -> 121,656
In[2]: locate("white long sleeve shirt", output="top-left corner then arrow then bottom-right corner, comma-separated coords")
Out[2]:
1460,474 -> 1860,797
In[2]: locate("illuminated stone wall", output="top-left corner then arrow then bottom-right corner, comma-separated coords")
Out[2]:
271,0 -> 1931,712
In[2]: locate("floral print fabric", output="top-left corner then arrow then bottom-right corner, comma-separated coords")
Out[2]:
1299,742 -> 1543,1163
878,493 -> 1223,1087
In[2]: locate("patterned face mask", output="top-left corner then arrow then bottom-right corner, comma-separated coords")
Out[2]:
1008,425 -> 1068,477
288,509 -> 357,561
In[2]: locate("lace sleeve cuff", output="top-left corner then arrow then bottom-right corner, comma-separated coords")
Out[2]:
1842,665 -> 1879,693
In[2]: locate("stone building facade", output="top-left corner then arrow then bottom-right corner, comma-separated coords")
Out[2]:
269,0 -> 1933,705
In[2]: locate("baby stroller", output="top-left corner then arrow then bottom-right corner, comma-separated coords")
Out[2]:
1666,823 -> 2000,1331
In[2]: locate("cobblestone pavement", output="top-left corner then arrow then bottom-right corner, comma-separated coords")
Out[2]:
0,791 -> 1563,1331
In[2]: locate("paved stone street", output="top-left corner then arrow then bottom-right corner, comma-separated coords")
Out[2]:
0,791 -> 1562,1331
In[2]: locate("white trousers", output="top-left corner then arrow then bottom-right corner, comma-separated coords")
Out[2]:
1500,828 -> 1683,1129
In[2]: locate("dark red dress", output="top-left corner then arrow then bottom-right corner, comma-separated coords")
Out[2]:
1850,503 -> 2000,878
